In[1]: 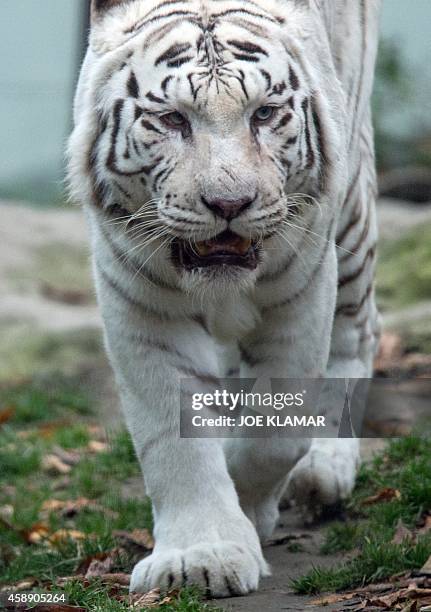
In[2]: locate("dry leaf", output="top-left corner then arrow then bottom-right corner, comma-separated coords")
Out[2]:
85,556 -> 115,578
56,573 -> 130,587
0,504 -> 14,521
309,592 -> 356,606
41,499 -> 67,513
405,588 -> 431,599
42,455 -> 71,475
420,557 -> 431,576
40,497 -> 118,520
123,589 -> 179,608
76,551 -> 111,575
128,589 -> 161,608
362,487 -> 401,505
25,522 -> 50,544
418,516 -> 431,537
113,528 -> 154,551
87,440 -> 108,453
52,446 -> 81,466
52,477 -> 72,492
49,529 -> 86,545
2,578 -> 38,591
0,406 -> 14,425
38,420 -> 73,439
392,519 -> 414,545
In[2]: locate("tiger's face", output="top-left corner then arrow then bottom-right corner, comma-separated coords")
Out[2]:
71,0 -> 344,285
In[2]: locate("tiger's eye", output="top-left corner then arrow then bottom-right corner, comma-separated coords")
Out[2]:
253,106 -> 277,123
161,111 -> 188,129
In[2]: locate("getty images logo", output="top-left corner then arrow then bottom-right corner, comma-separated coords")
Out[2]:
191,389 -> 307,412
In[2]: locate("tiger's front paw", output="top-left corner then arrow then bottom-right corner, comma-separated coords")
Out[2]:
130,540 -> 268,598
283,441 -> 359,511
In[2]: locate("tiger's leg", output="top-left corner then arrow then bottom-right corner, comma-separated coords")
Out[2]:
93,250 -> 268,596
284,174 -> 380,510
225,241 -> 339,540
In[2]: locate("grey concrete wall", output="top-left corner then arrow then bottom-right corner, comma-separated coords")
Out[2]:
0,0 -> 429,203
0,0 -> 87,202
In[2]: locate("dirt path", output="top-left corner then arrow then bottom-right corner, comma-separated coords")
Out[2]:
217,510 -> 343,612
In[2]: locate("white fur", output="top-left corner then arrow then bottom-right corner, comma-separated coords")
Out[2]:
68,0 -> 381,597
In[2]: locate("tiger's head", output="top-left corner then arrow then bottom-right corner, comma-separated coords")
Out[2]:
69,0 -> 347,290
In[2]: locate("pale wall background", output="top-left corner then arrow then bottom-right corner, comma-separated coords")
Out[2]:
0,0 -> 429,203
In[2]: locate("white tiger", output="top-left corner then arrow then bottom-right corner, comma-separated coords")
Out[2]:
68,0 -> 381,597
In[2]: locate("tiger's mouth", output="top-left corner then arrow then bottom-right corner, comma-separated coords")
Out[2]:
172,230 -> 260,271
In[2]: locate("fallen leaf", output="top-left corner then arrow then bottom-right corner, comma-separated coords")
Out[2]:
42,455 -> 71,475
364,583 -> 398,594
420,556 -> 431,576
362,487 -> 401,505
309,592 -> 356,606
56,573 -> 130,587
0,406 -> 14,425
41,499 -> 67,513
418,516 -> 431,537
49,529 -> 86,545
76,549 -> 121,575
393,519 -> 415,544
127,589 -> 161,608
85,556 -> 115,578
374,590 -> 406,607
1,578 -> 38,591
117,588 -> 179,608
0,504 -> 14,521
52,446 -> 81,466
52,477 -> 72,492
40,497 -> 118,520
113,528 -> 154,551
405,588 -> 431,599
87,440 -> 108,453
37,420 -> 73,439
24,522 -> 50,544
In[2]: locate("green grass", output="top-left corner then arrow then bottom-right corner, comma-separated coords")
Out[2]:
0,380 -> 219,611
377,223 -> 431,311
62,582 -> 220,612
293,436 -> 431,594
0,379 -> 91,425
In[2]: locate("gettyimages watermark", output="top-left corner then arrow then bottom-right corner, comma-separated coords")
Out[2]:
179,377 -> 431,438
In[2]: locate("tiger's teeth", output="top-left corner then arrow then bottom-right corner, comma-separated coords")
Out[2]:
238,238 -> 252,254
195,242 -> 211,256
195,236 -> 253,257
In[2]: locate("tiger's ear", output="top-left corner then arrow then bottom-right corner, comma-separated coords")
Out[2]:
91,0 -> 134,21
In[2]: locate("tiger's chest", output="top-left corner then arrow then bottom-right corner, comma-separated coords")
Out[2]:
206,291 -> 261,342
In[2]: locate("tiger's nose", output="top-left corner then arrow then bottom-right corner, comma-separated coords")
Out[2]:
201,196 -> 254,220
